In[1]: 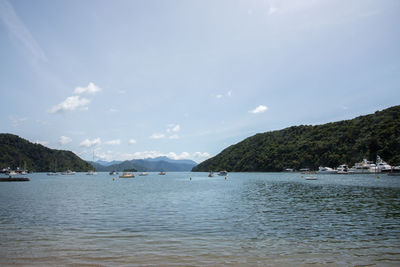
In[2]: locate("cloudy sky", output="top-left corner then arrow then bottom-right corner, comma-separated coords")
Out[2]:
0,0 -> 399,162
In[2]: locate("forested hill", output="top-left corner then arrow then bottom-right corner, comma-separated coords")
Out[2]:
192,105 -> 400,172
0,134 -> 92,172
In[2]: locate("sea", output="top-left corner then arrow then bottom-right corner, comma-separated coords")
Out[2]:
0,172 -> 399,266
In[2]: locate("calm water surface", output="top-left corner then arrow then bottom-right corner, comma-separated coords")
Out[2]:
0,172 -> 399,266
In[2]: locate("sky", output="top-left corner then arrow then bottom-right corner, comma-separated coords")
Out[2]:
0,0 -> 399,163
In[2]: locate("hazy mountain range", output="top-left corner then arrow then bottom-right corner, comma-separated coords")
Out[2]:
89,156 -> 197,172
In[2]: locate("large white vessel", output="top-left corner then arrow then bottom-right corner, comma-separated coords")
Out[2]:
348,159 -> 377,174
317,166 -> 337,174
336,164 -> 349,174
376,155 -> 392,172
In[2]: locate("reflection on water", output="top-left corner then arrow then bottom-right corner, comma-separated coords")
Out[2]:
0,172 -> 399,266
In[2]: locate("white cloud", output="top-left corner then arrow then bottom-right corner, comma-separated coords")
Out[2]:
150,133 -> 165,139
128,139 -> 137,144
79,138 -> 101,147
108,108 -> 118,113
73,82 -> 102,95
216,94 -> 223,99
166,152 -> 191,160
169,134 -> 179,139
250,105 -> 268,114
9,115 -> 28,127
167,124 -> 180,133
105,139 -> 120,145
193,152 -> 211,158
83,150 -> 207,162
59,136 -> 72,145
0,0 -> 47,62
227,91 -> 232,97
50,95 -> 90,113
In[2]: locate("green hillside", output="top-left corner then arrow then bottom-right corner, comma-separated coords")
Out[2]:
192,106 -> 400,172
0,134 -> 92,172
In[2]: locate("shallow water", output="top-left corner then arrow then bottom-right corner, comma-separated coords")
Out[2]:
0,172 -> 399,266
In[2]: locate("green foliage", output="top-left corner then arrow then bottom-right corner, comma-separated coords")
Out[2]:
193,105 -> 400,172
0,134 -> 92,172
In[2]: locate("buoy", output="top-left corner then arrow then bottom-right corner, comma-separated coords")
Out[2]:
189,177 -> 192,180
377,176 -> 380,179
113,177 -> 115,181
224,176 -> 227,180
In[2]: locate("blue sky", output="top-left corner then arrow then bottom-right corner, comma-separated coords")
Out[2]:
0,0 -> 399,162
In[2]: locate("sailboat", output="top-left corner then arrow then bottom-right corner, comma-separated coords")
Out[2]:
47,158 -> 58,175
86,150 -> 97,175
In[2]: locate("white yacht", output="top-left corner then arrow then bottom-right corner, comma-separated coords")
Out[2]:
376,155 -> 392,172
317,166 -> 337,174
336,164 -> 349,174
139,172 -> 148,176
86,170 -> 97,175
218,170 -> 228,176
348,159 -> 377,174
61,170 -> 76,175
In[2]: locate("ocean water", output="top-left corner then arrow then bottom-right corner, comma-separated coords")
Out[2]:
0,172 -> 399,266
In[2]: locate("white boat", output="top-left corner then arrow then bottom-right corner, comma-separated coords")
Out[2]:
218,170 -> 228,176
47,172 -> 58,176
348,159 -> 377,174
317,166 -> 337,174
376,155 -> 392,172
139,172 -> 148,176
208,171 -> 214,177
86,150 -> 97,175
336,164 -> 349,174
109,171 -> 118,175
61,170 -> 76,175
158,171 -> 166,175
6,170 -> 18,176
119,172 -> 135,178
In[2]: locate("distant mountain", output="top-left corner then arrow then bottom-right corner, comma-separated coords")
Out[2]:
193,105 -> 400,172
0,133 -> 92,172
89,157 -> 197,172
95,160 -> 122,166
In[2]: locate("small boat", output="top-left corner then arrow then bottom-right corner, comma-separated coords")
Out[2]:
302,171 -> 317,174
305,176 -> 318,180
109,171 -> 119,175
376,155 -> 392,172
6,170 -> 18,176
61,170 -> 76,175
158,171 -> 166,175
218,170 -> 228,176
86,170 -> 97,175
139,172 -> 148,176
119,172 -> 135,178
208,171 -> 214,177
0,177 -> 30,182
317,166 -> 337,174
47,172 -> 58,176
348,159 -> 377,174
